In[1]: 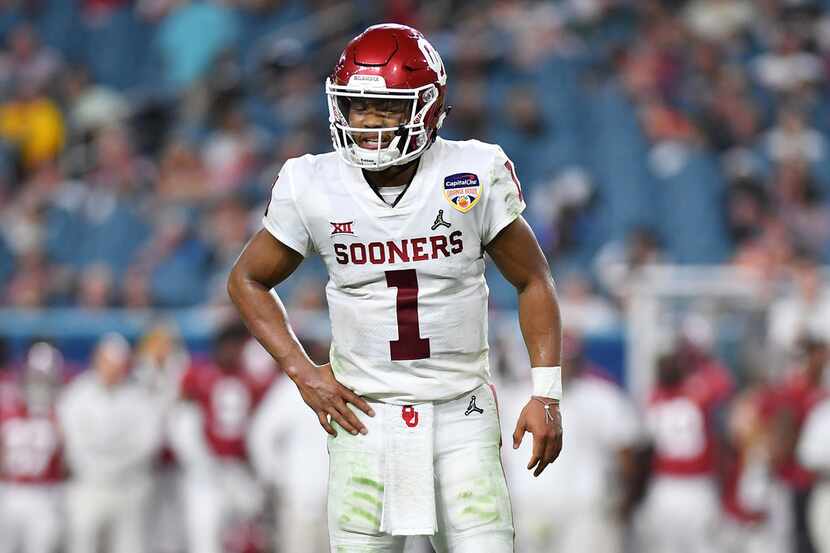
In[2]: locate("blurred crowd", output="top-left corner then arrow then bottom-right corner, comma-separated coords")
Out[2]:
0,0 -> 828,311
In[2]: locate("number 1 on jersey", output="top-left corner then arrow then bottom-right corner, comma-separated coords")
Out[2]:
385,269 -> 431,361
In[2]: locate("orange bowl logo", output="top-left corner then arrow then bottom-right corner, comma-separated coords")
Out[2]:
443,173 -> 481,213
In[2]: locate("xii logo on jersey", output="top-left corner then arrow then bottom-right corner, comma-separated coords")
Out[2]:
443,173 -> 481,213
330,221 -> 355,236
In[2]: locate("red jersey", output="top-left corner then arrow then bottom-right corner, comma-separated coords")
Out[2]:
0,372 -> 21,413
0,402 -> 63,484
647,358 -> 733,477
759,371 -> 828,490
181,362 -> 272,460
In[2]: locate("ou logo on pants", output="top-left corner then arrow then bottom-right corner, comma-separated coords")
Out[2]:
401,406 -> 419,428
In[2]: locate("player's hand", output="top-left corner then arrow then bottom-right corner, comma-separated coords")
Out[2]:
512,397 -> 563,477
287,362 -> 375,437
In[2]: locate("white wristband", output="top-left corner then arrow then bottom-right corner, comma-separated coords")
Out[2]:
531,366 -> 562,401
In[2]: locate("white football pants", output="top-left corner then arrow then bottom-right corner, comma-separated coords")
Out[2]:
810,481 -> 830,553
718,479 -> 794,553
275,493 -> 329,553
327,383 -> 514,553
514,504 -> 623,553
0,484 -> 62,553
148,466 -> 186,553
65,477 -> 151,553
183,459 -> 264,553
635,475 -> 720,553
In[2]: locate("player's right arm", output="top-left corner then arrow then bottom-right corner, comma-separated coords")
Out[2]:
227,229 -> 373,437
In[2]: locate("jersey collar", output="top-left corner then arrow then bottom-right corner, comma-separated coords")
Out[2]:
339,139 -> 440,221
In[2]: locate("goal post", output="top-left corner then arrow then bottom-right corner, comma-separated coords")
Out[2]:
625,266 -> 770,404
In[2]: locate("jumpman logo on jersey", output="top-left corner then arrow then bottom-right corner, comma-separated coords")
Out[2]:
431,209 -> 451,230
465,395 -> 483,416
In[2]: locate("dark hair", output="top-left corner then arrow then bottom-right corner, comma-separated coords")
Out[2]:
0,336 -> 8,368
215,321 -> 249,348
656,352 -> 687,388
798,334 -> 828,355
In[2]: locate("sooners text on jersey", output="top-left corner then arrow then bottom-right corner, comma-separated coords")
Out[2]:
262,138 -> 525,403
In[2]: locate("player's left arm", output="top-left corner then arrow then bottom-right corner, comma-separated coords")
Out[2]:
486,216 -> 563,476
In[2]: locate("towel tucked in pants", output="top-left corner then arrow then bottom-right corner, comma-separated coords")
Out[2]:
327,383 -> 514,553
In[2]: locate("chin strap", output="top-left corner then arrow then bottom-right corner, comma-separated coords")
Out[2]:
351,133 -> 405,171
437,106 -> 451,129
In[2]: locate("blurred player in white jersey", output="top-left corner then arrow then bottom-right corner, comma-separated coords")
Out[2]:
798,395 -> 830,553
503,332 -> 644,553
0,342 -> 65,553
248,373 -> 329,552
179,322 -> 274,553
134,324 -> 191,553
58,333 -> 163,553
228,23 -> 564,553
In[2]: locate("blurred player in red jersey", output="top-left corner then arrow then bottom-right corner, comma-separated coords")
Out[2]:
720,383 -> 787,553
761,336 -> 829,553
0,342 -> 65,553
635,341 -> 734,553
180,321 -> 274,553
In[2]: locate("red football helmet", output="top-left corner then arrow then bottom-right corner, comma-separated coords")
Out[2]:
326,24 -> 448,170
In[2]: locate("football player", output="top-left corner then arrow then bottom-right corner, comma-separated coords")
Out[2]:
0,342 -> 65,553
798,395 -> 830,553
179,321 -> 274,553
503,332 -> 644,553
635,347 -> 734,553
58,333 -> 163,553
228,24 -> 564,553
247,373 -> 329,553
761,336 -> 829,553
134,324 -> 191,553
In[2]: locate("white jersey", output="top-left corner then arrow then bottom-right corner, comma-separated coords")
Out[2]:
263,138 -> 525,403
798,398 -> 830,472
57,373 -> 163,484
502,374 -> 643,513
